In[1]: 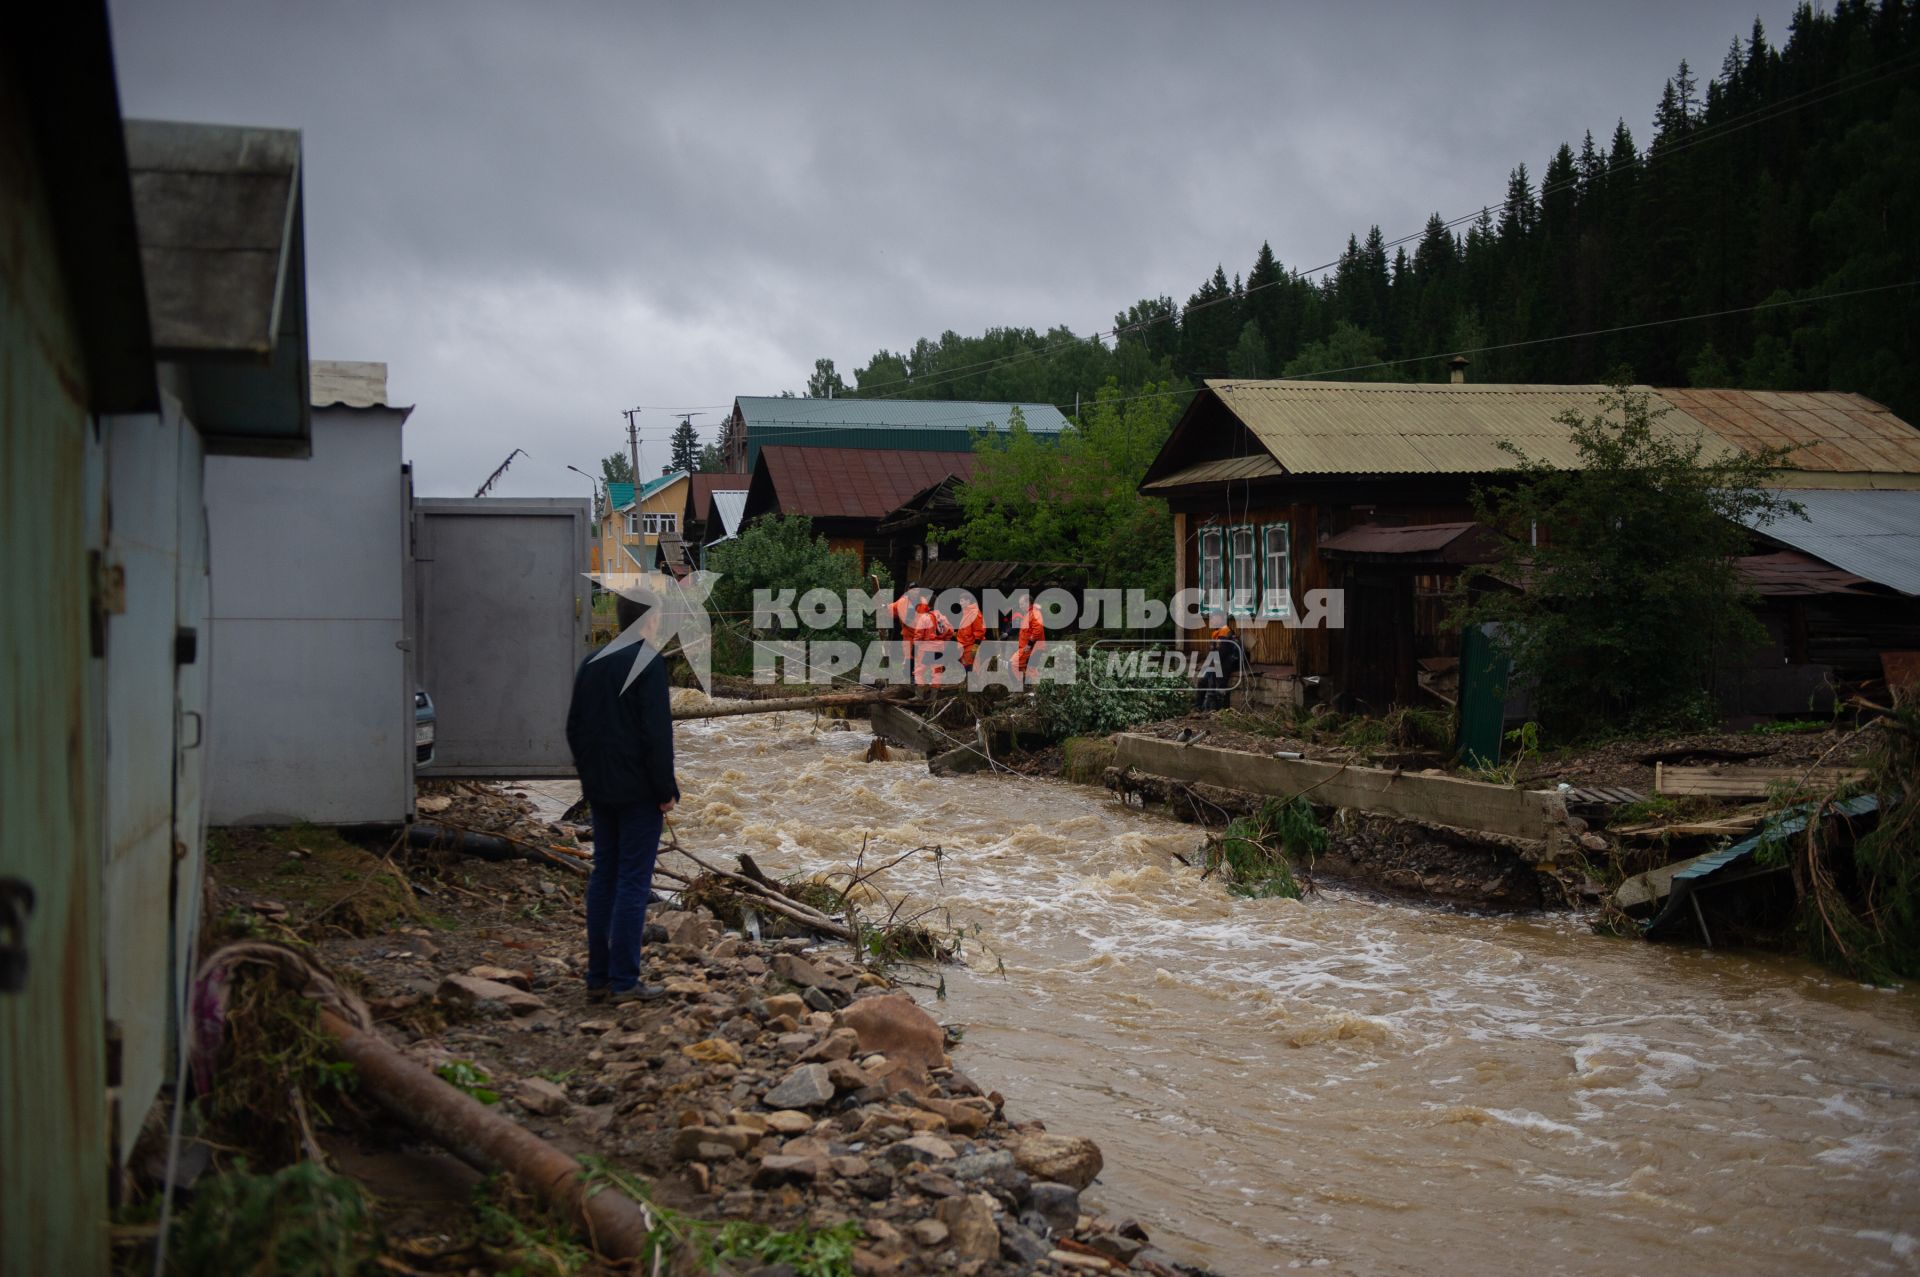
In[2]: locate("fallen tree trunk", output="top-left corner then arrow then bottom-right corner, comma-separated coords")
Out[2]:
672,690 -> 896,720
407,821 -> 589,877
318,1009 -> 672,1262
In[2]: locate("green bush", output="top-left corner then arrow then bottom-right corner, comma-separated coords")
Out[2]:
1031,666 -> 1190,737
170,1162 -> 379,1277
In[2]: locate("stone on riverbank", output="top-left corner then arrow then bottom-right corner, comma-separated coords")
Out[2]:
1013,1132 -> 1104,1190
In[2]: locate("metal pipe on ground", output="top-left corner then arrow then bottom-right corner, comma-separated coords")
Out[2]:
317,1009 -> 667,1262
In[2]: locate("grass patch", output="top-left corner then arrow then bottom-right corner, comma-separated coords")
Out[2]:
1061,736 -> 1117,784
168,1161 -> 379,1277
1201,795 -> 1327,900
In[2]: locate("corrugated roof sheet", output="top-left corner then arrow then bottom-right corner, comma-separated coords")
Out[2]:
1657,388 -> 1920,475
736,396 -> 1070,435
753,445 -> 979,521
1204,380 -> 1730,475
1140,454 -> 1283,491
1742,488 -> 1920,596
709,490 -> 748,538
1180,381 -> 1920,480
310,360 -> 387,408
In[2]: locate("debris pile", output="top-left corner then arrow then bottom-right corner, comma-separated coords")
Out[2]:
188,820 -> 1214,1276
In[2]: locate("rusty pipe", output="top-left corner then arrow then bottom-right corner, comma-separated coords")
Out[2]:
316,1009 -> 659,1259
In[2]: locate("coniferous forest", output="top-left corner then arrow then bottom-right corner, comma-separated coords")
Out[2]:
807,2 -> 1919,422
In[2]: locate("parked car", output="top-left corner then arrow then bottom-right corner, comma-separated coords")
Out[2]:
415,688 -> 436,766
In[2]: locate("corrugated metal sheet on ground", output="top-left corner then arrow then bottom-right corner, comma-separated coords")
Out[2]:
736,396 -> 1070,434
1743,488 -> 1920,596
756,445 -> 978,520
1204,380 -> 1730,474
1644,795 -> 1880,940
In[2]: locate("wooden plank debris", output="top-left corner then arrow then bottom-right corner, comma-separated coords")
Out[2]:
671,690 -> 894,721
1113,734 -> 1570,845
1613,849 -> 1729,911
1654,763 -> 1867,798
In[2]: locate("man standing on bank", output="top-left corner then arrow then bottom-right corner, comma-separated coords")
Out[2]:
567,589 -> 679,1004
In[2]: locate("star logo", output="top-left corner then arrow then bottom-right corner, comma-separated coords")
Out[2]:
586,568 -> 719,694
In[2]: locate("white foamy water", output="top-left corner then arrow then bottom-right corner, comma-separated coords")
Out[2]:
657,706 -> 1920,1275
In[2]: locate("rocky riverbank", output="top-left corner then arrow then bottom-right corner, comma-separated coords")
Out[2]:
199,814 -> 1216,1277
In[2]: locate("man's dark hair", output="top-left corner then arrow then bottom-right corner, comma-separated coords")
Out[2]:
615,589 -> 659,631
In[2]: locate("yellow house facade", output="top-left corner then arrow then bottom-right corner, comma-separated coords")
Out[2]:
595,471 -> 688,580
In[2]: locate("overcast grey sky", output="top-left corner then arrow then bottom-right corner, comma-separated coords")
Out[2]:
111,1 -> 1793,497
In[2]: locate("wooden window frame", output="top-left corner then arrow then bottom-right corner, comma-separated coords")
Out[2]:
1261,522 -> 1292,618
1227,523 -> 1257,617
1198,525 -> 1225,608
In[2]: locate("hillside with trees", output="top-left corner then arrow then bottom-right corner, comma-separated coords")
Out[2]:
809,2 -> 1918,422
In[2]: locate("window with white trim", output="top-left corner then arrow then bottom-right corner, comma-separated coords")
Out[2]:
623,512 -> 639,536
1261,522 -> 1292,618
1228,525 -> 1257,616
643,512 -> 678,535
1198,526 -> 1225,609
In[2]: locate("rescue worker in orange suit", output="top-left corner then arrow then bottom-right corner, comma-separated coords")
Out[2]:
888,585 -> 921,685
1012,590 -> 1046,681
1199,614 -> 1244,711
953,593 -> 986,669
910,593 -> 955,687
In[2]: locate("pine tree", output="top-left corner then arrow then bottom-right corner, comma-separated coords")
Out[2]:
667,417 -> 700,476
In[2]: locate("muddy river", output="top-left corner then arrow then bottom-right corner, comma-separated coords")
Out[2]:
659,706 -> 1919,1275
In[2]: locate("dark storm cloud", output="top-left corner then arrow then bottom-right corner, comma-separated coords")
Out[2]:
110,0 -> 1785,495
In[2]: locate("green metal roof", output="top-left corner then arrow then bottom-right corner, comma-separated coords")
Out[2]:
735,396 -> 1069,434
606,481 -> 636,510
640,470 -> 687,499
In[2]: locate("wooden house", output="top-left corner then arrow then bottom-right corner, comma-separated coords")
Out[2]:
1140,378 -> 1920,712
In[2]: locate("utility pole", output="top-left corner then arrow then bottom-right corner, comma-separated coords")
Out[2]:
622,408 -> 642,481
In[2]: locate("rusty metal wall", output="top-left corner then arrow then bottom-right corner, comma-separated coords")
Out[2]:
0,83 -> 111,1274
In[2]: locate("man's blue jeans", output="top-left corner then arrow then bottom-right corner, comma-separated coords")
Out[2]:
586,802 -> 663,992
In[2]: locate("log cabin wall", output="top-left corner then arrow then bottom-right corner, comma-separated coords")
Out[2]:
1169,475 -> 1482,686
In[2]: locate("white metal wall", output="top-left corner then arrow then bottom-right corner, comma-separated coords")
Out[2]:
204,407 -> 411,824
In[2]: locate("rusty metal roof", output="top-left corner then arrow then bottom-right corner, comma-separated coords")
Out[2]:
1657,388 -> 1920,475
684,472 -> 750,524
745,445 -> 979,522
1320,521 -> 1505,562
1202,380 -> 1730,475
1736,550 -> 1878,597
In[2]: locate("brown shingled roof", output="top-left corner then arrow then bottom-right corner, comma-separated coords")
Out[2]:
745,446 -> 979,522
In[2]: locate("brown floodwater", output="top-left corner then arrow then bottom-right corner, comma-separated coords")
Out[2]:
658,703 -> 1920,1276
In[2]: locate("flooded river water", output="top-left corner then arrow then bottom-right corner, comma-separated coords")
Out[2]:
664,707 -> 1920,1275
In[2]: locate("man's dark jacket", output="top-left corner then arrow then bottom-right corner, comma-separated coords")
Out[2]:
566,640 -> 680,807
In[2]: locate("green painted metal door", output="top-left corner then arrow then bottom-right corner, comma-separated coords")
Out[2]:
1456,623 -> 1512,769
